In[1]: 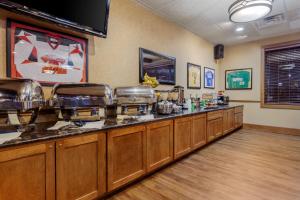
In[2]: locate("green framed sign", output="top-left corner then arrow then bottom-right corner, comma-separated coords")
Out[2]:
225,68 -> 252,90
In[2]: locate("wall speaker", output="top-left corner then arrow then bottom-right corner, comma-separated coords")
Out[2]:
214,44 -> 224,60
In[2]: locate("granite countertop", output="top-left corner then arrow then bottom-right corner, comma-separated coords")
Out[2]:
0,105 -> 241,149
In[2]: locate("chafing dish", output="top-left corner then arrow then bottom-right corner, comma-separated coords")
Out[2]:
115,86 -> 156,115
0,79 -> 44,128
49,83 -> 113,121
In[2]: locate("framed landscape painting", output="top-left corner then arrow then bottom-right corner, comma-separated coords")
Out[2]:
204,67 -> 215,89
7,20 -> 88,85
187,63 -> 201,89
225,68 -> 252,90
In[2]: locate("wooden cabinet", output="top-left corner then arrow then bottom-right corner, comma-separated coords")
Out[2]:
0,142 -> 55,200
191,114 -> 207,150
235,112 -> 243,128
107,125 -> 146,191
207,111 -> 223,142
146,120 -> 173,172
56,132 -> 106,200
223,109 -> 235,135
234,106 -> 244,128
174,116 -> 192,159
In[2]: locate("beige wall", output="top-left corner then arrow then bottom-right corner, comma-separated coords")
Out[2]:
220,33 -> 300,129
0,0 -> 218,98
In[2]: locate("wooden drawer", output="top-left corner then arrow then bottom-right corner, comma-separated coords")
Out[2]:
207,110 -> 223,120
234,106 -> 243,114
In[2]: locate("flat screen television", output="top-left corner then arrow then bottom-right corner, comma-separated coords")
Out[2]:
0,0 -> 110,37
139,48 -> 176,85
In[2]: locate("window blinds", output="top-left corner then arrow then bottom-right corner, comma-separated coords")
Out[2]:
264,44 -> 300,105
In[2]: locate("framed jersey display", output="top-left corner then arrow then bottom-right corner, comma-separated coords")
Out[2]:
204,67 -> 215,89
7,20 -> 88,85
225,68 -> 252,90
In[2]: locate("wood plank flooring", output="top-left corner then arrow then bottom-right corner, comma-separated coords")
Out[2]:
107,128 -> 300,200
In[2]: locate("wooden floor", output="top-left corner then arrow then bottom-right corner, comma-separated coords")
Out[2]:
107,128 -> 300,200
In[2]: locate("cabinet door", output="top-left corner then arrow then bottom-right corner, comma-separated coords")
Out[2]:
191,114 -> 207,150
56,132 -> 106,200
146,120 -> 173,172
207,119 -> 216,142
0,142 -> 55,200
223,110 -> 229,134
223,109 -> 235,135
235,112 -> 243,128
215,118 -> 223,138
108,125 -> 146,191
228,109 -> 235,132
207,118 -> 223,142
174,117 -> 192,159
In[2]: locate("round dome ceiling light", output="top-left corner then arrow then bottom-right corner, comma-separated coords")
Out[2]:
229,0 -> 273,23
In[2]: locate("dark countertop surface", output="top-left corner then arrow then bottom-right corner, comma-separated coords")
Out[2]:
0,105 -> 242,149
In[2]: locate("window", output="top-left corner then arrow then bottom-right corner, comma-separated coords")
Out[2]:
262,41 -> 300,109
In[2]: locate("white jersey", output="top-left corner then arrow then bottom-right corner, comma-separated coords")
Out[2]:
13,30 -> 85,83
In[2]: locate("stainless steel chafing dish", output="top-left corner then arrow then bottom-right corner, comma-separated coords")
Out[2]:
49,83 -> 113,121
115,86 -> 156,115
0,78 -> 44,127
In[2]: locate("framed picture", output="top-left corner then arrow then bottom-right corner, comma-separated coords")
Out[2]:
225,68 -> 252,90
187,63 -> 201,89
204,67 -> 215,89
139,48 -> 176,85
7,20 -> 88,85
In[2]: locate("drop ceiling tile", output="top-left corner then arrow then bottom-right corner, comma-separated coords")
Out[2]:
158,0 -> 219,24
135,0 -> 175,10
258,23 -> 290,35
289,18 -> 300,29
285,0 -> 300,11
268,0 -> 286,15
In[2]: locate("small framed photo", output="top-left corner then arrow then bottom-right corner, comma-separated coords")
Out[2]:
225,68 -> 252,90
187,63 -> 201,89
204,67 -> 215,89
7,20 -> 88,85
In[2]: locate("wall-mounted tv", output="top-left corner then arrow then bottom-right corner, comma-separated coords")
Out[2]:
0,0 -> 110,37
139,48 -> 176,85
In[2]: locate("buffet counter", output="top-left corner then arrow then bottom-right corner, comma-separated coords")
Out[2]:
0,105 -> 240,149
0,104 -> 244,200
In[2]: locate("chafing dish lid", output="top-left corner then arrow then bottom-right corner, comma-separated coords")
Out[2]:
115,86 -> 156,105
0,78 -> 44,110
115,86 -> 155,98
50,83 -> 113,108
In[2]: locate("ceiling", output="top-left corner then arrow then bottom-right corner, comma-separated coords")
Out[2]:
134,0 -> 300,45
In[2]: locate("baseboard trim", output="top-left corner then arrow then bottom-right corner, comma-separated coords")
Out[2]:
243,123 -> 300,136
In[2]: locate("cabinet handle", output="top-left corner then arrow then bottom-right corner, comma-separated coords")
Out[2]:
49,145 -> 53,149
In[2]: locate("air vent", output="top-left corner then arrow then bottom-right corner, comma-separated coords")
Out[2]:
256,14 -> 286,29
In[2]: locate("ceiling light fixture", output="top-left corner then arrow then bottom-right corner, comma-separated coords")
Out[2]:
236,27 -> 244,32
229,0 -> 273,23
